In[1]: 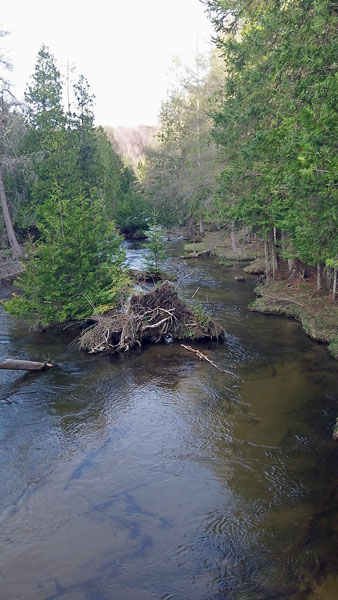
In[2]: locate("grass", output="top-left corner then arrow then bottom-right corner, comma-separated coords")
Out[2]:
192,302 -> 212,327
219,259 -> 234,267
183,230 -> 263,262
244,257 -> 266,274
184,242 -> 207,254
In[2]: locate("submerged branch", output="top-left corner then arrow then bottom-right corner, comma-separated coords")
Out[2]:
181,344 -> 236,376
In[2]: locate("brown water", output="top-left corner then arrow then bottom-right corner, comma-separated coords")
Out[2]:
1,240 -> 338,600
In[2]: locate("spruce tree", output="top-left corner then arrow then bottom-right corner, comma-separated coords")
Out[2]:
6,46 -> 130,326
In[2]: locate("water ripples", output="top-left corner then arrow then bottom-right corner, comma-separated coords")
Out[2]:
1,241 -> 338,599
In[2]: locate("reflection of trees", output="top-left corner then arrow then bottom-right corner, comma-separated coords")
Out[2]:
196,358 -> 338,599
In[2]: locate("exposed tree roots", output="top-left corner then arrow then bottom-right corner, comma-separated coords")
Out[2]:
79,282 -> 225,354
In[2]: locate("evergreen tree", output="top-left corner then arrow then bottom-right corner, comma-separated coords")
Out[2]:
143,52 -> 224,228
25,44 -> 64,139
203,0 -> 338,286
144,212 -> 167,275
6,46 -> 130,325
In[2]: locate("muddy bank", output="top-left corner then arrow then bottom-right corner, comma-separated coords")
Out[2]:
251,280 -> 338,359
129,268 -> 178,283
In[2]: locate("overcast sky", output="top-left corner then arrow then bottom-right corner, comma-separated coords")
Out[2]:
1,0 -> 214,127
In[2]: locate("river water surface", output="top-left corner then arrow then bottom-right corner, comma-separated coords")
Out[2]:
1,240 -> 338,600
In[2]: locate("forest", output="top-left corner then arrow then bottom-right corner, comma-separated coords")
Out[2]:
1,3 -> 338,598
0,0 -> 337,337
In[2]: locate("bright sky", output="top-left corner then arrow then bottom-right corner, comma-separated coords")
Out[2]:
1,0 -> 214,127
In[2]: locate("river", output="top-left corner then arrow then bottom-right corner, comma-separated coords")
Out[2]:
1,239 -> 338,600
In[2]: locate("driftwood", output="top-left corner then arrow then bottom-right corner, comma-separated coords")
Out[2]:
181,344 -> 235,376
180,250 -> 210,259
78,282 -> 225,354
0,359 -> 54,371
0,258 -> 24,282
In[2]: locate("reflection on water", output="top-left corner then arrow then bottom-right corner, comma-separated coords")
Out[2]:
0,241 -> 338,600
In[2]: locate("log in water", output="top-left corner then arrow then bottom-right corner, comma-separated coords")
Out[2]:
0,358 -> 53,371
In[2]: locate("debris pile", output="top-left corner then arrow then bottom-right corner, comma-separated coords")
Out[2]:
79,282 -> 225,354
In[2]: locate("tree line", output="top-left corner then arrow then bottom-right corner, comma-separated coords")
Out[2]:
1,0 -> 337,329
1,42 -> 149,325
143,0 -> 337,297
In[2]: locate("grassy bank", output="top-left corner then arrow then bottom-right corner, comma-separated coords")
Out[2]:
183,230 -> 263,262
251,280 -> 338,359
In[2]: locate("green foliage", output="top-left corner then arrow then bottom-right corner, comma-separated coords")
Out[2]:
144,214 -> 167,274
220,259 -> 234,267
192,302 -> 211,327
24,44 -> 64,141
5,45 -> 133,326
143,51 -> 225,226
203,0 -> 338,277
5,197 -> 129,326
115,190 -> 150,235
329,338 -> 338,360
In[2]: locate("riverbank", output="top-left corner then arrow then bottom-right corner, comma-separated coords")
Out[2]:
251,280 -> 338,359
180,228 -> 338,360
182,229 -> 263,262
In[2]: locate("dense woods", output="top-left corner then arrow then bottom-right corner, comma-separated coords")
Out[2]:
1,44 -> 141,325
143,52 -> 225,230
1,0 -> 337,329
204,0 -> 337,295
143,0 -> 337,296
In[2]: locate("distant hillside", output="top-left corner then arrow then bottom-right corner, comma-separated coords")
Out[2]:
105,125 -> 156,166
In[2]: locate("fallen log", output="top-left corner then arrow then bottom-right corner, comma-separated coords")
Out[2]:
0,359 -> 54,371
180,250 -> 210,259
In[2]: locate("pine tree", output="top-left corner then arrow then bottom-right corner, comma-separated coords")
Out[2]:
204,0 -> 338,286
5,46 -> 130,326
144,212 -> 167,275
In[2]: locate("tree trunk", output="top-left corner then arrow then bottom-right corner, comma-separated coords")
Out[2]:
283,234 -> 296,272
231,224 -> 238,253
199,215 -> 204,234
288,257 -> 296,272
317,262 -> 322,291
333,268 -> 337,302
188,215 -> 196,238
281,231 -> 287,255
272,227 -> 279,277
0,167 -> 23,257
265,239 -> 272,282
264,230 -> 278,281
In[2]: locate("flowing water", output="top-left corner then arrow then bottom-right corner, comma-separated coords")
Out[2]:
1,240 -> 338,600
